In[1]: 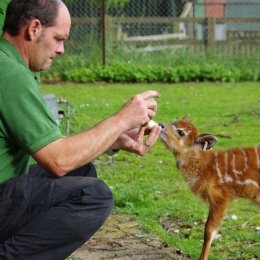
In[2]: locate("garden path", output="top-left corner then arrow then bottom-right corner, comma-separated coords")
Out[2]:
69,214 -> 189,260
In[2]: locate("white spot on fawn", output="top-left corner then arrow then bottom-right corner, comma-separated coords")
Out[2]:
236,179 -> 259,189
210,231 -> 218,246
224,175 -> 233,183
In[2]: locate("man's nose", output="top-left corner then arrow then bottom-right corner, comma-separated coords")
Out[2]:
56,42 -> 65,55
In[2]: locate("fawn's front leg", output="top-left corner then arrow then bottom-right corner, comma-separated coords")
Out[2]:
199,198 -> 229,260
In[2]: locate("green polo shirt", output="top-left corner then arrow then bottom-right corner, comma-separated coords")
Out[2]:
0,38 -> 63,184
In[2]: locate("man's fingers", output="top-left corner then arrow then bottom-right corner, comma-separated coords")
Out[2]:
138,90 -> 160,101
145,125 -> 161,147
146,98 -> 158,111
137,126 -> 146,143
148,109 -> 156,119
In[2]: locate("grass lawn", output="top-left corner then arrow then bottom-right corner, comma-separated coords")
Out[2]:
42,82 -> 260,260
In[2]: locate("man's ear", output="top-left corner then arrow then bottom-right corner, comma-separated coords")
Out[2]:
27,19 -> 43,41
194,134 -> 217,150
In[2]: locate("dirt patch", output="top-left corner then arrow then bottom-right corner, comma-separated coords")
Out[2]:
69,214 -> 190,260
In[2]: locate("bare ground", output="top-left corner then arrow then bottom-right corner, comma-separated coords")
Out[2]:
69,214 -> 190,260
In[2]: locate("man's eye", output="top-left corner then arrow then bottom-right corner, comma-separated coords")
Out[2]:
177,129 -> 185,136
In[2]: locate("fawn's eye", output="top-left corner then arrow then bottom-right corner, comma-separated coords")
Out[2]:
177,129 -> 185,137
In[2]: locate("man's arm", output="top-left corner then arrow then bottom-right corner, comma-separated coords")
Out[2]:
32,90 -> 160,176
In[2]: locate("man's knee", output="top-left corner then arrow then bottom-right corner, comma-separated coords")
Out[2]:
80,178 -> 114,216
66,163 -> 97,178
63,179 -> 113,241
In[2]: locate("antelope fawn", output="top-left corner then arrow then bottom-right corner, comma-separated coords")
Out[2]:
160,116 -> 260,260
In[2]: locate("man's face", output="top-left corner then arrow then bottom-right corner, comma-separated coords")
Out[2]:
29,4 -> 71,72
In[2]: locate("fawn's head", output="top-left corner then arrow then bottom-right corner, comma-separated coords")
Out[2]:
160,115 -> 217,155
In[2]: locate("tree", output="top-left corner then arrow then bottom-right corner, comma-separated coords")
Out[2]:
0,0 -> 9,33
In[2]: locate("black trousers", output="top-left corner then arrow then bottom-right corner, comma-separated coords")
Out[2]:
0,163 -> 113,260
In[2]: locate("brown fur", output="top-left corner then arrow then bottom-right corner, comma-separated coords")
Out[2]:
160,116 -> 260,260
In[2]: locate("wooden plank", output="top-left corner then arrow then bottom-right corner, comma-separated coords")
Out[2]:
113,17 -> 260,24
71,16 -> 260,26
216,17 -> 260,23
112,17 -> 176,25
124,33 -> 186,43
72,17 -> 99,26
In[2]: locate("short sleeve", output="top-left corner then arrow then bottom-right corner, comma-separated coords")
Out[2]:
0,65 -> 62,154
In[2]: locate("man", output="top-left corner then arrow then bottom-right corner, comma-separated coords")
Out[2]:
0,0 -> 161,259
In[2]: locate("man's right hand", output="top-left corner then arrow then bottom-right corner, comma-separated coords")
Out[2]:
115,90 -> 160,131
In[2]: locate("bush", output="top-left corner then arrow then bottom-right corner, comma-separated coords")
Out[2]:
41,51 -> 260,83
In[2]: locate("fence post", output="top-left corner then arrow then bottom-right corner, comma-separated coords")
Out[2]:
100,0 -> 106,66
206,17 -> 216,51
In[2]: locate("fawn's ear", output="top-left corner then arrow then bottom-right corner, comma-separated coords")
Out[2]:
182,114 -> 190,121
194,134 -> 217,150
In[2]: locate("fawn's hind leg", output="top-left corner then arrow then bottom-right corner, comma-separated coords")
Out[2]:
199,198 -> 229,260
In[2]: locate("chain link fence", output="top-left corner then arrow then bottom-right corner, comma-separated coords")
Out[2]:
62,0 -> 260,68
1,1 -> 259,71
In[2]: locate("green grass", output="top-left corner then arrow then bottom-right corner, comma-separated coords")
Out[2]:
42,82 -> 260,260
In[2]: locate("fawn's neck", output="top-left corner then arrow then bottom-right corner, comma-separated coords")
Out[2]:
174,147 -> 206,181
174,147 -> 202,168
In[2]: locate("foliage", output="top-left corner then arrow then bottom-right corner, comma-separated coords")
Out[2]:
42,51 -> 260,83
42,82 -> 260,260
0,0 -> 9,32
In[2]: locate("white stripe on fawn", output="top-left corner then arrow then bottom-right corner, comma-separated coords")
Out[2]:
232,153 -> 237,178
255,147 -> 260,169
215,152 -> 224,184
242,149 -> 248,170
224,152 -> 228,176
223,152 -> 233,183
232,152 -> 242,179
236,179 -> 259,189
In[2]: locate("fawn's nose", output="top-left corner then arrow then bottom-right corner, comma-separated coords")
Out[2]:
159,123 -> 165,129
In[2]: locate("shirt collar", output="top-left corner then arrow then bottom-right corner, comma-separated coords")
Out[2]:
0,37 -> 40,84
0,37 -> 30,70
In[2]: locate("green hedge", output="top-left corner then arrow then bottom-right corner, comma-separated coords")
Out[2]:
0,0 -> 9,33
42,53 -> 260,83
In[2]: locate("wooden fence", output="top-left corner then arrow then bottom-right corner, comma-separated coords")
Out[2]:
108,16 -> 260,55
72,16 -> 260,56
